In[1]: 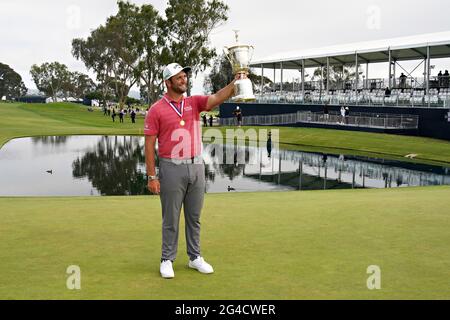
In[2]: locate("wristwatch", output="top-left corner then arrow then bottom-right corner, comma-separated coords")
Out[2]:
147,175 -> 158,181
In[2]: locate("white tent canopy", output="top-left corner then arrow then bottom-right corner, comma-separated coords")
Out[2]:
251,31 -> 450,69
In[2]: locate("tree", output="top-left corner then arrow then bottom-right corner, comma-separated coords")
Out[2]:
72,0 -> 229,103
249,70 -> 273,93
30,62 -> 70,102
204,54 -> 234,94
115,1 -> 166,104
312,64 -> 361,90
163,0 -> 229,95
204,54 -> 272,94
70,72 -> 96,99
60,71 -> 96,100
85,91 -> 104,101
73,2 -> 144,108
125,96 -> 140,105
0,63 -> 27,100
72,26 -> 115,108
103,13 -> 140,107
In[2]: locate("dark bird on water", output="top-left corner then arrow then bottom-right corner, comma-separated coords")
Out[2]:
227,186 -> 236,192
46,170 -> 53,174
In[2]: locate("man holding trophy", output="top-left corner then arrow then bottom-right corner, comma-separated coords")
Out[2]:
144,32 -> 255,279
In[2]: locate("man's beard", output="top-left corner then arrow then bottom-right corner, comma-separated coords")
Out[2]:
172,84 -> 187,94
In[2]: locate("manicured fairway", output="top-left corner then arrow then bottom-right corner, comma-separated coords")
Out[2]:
0,186 -> 449,299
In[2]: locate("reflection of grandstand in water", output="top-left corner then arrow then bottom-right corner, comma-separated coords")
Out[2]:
203,144 -> 450,190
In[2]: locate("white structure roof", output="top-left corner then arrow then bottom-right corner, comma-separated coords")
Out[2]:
251,31 -> 450,69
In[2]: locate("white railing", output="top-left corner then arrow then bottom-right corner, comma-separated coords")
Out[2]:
296,112 -> 418,129
220,111 -> 419,129
246,91 -> 450,108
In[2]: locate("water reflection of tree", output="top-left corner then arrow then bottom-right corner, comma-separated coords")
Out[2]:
207,145 -> 249,181
32,136 -> 68,145
72,136 -> 149,195
218,163 -> 245,180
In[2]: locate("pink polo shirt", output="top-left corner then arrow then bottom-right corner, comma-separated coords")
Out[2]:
144,94 -> 209,159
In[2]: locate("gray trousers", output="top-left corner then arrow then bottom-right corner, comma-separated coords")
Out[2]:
159,157 -> 205,261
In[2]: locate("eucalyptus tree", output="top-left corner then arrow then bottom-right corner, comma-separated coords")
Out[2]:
73,0 -> 230,103
64,72 -> 96,100
30,62 -> 70,102
103,10 -> 146,107
72,27 -> 113,107
115,1 -> 166,104
162,0 -> 229,95
312,64 -> 361,90
0,63 -> 27,100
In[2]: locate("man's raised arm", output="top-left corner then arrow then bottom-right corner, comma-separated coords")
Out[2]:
205,74 -> 240,111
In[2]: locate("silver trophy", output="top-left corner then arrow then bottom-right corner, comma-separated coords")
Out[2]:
224,30 -> 256,102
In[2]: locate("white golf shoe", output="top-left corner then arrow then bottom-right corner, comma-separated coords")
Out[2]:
188,257 -> 214,274
160,260 -> 174,279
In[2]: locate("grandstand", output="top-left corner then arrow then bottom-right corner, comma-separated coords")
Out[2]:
250,31 -> 450,108
220,31 -> 450,140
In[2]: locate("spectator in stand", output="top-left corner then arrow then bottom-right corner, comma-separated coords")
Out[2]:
385,87 -> 391,97
438,71 -> 443,88
399,73 -> 407,88
202,113 -> 207,127
345,107 -> 350,124
444,70 -> 450,88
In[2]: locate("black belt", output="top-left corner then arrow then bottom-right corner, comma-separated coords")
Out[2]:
160,156 -> 202,164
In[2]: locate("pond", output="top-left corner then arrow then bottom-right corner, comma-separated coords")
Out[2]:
0,135 -> 449,196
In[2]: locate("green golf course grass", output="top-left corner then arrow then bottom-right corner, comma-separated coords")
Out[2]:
1,187 -> 449,299
0,102 -> 450,299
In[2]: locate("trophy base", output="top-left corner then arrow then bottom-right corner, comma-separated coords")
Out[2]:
232,95 -> 256,102
233,78 -> 255,102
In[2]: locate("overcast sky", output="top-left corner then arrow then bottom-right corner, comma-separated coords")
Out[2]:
2,0 -> 450,94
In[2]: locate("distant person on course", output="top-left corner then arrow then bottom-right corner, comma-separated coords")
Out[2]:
340,105 -> 346,124
209,115 -> 213,127
119,109 -> 124,123
323,103 -> 329,121
233,106 -> 243,127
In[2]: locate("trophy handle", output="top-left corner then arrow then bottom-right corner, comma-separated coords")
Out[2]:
249,46 -> 255,63
223,47 -> 232,62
